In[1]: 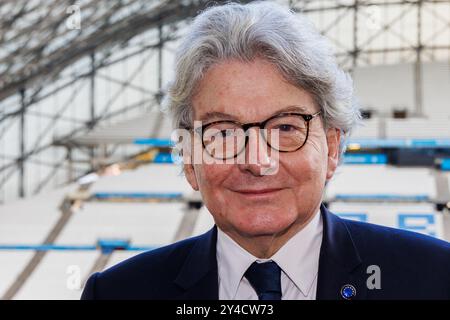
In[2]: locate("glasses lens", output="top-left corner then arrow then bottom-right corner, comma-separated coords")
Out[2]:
264,115 -> 308,151
202,122 -> 246,159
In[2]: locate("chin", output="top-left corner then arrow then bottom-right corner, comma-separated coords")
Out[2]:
232,211 -> 296,237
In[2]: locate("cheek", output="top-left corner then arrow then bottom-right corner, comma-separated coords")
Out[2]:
194,163 -> 231,193
284,143 -> 328,187
195,164 -> 237,227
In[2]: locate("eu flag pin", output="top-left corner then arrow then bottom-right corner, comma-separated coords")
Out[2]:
340,284 -> 356,300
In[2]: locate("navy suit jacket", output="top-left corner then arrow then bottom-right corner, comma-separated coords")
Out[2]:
81,204 -> 450,300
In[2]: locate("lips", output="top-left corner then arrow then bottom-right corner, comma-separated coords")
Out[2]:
234,188 -> 283,195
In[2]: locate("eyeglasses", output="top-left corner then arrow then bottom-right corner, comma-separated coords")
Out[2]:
193,110 -> 322,160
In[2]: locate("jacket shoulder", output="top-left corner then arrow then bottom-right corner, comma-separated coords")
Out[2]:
340,217 -> 450,298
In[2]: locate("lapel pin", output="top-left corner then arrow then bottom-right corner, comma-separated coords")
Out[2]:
340,284 -> 356,300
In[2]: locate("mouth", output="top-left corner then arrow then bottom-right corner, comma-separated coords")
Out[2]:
232,188 -> 284,197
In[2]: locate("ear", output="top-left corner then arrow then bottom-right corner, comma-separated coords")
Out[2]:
184,163 -> 199,191
325,128 -> 341,180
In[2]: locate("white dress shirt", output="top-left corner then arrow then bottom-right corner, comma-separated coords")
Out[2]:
216,209 -> 323,300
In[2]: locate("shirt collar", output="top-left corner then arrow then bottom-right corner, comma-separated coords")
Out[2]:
216,228 -> 256,299
216,209 -> 323,298
271,210 -> 322,296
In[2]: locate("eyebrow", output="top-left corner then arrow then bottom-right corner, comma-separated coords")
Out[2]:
272,105 -> 309,116
197,105 -> 311,123
198,111 -> 240,122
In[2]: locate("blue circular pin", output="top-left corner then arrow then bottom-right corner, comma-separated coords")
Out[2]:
340,284 -> 356,300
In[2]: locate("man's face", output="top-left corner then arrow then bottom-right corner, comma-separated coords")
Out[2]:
184,58 -> 340,241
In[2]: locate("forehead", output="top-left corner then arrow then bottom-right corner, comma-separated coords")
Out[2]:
191,58 -> 317,122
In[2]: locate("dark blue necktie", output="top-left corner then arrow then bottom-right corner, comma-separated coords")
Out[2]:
244,261 -> 282,300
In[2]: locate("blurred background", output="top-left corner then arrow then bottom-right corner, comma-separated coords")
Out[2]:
0,0 -> 449,299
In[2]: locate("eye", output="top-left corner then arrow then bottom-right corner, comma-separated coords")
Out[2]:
276,124 -> 296,132
218,129 -> 235,137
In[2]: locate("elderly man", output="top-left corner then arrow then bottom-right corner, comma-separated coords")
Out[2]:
81,1 -> 450,300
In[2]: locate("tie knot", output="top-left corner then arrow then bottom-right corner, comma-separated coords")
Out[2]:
244,261 -> 282,300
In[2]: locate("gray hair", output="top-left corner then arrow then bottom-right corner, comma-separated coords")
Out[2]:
161,0 -> 362,163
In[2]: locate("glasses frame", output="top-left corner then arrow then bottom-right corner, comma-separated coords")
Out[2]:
193,110 -> 322,159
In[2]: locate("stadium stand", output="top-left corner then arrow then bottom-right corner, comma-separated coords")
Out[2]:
0,251 -> 35,298
0,186 -> 77,245
326,165 -> 437,200
329,202 -> 443,239
55,202 -> 184,246
14,251 -> 98,300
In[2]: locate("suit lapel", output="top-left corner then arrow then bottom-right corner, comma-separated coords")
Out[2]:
174,226 -> 219,299
316,204 -> 367,300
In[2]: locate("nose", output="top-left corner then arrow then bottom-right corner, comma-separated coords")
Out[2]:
237,127 -> 275,176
